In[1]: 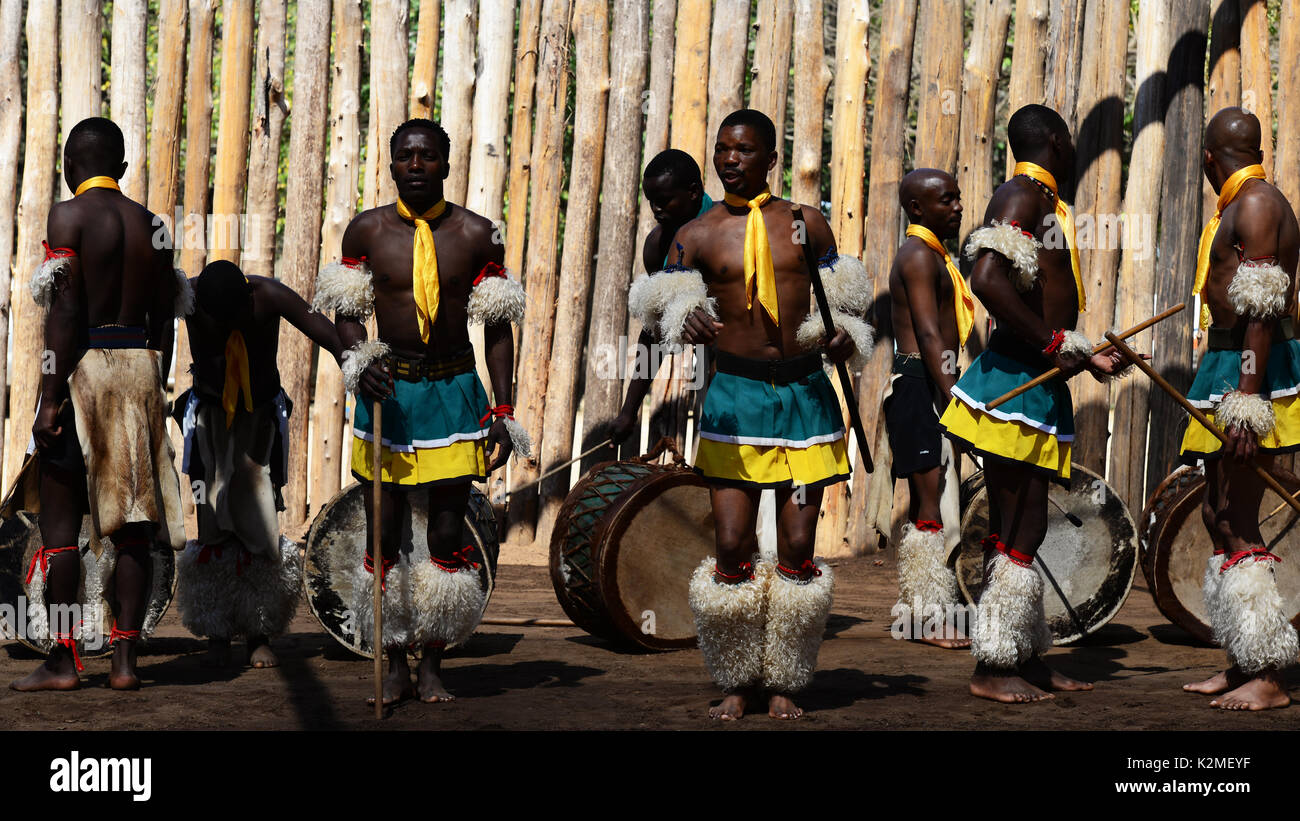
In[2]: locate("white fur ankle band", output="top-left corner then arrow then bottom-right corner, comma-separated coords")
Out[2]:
964,220 -> 1042,292
1215,391 -> 1274,438
1227,260 -> 1290,319
340,340 -> 391,396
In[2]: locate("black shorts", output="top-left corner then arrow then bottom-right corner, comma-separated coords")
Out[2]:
884,360 -> 944,479
37,398 -> 85,475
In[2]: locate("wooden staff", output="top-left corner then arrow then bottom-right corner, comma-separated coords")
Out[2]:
985,303 -> 1185,411
1105,331 -> 1300,517
371,400 -> 384,719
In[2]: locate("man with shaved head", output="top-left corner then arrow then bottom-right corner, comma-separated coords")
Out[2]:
1179,107 -> 1300,710
883,168 -> 969,649
938,104 -> 1125,703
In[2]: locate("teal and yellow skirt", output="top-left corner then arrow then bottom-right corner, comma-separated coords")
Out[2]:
694,351 -> 851,490
1179,337 -> 1300,462
939,341 -> 1073,484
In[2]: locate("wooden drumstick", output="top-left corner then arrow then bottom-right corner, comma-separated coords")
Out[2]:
985,303 -> 1185,411
1104,331 -> 1300,517
372,400 -> 384,720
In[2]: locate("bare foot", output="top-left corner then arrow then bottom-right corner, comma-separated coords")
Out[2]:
10,650 -> 79,692
200,637 -> 233,668
970,664 -> 1054,703
1184,666 -> 1247,695
917,632 -> 971,650
248,636 -> 278,669
768,693 -> 804,720
709,691 -> 749,720
1021,656 -> 1093,692
109,641 -> 141,691
1210,670 -> 1291,711
366,652 -> 414,706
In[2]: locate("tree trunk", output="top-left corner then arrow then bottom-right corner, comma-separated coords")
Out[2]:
1043,0 -> 1084,122
409,0 -> 440,120
1005,0 -> 1049,173
1204,0 -> 1239,216
110,0 -> 148,202
634,0 -> 675,271
703,0 -> 751,202
242,0 -> 287,279
671,0 -> 712,174
914,0 -> 963,173
210,0 -> 254,266
750,0 -> 794,195
441,0 -> 477,205
0,0 -> 23,479
1237,0 -> 1272,175
828,0 -> 869,258
504,0 -> 543,273
147,0 -> 188,227
363,0 -> 409,210
790,0 -> 830,207
61,0 -> 103,199
1276,0 -> 1300,208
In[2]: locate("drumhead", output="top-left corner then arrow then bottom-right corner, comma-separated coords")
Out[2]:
303,482 -> 500,659
957,463 -> 1138,644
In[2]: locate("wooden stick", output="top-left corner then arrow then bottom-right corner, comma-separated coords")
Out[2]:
480,617 -> 576,627
372,401 -> 384,719
985,303 -> 1185,411
505,439 -> 613,497
1105,332 -> 1300,517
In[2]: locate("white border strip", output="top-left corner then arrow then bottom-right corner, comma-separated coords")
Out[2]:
352,427 -> 490,452
1190,384 -> 1300,409
698,429 -> 845,448
951,386 -> 1073,440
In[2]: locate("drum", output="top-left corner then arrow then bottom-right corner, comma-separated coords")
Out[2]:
0,511 -> 177,658
549,438 -> 714,650
1140,465 -> 1300,643
956,463 -> 1138,644
303,482 -> 500,659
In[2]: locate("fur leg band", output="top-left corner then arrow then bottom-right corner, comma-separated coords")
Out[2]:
412,559 -> 486,648
896,523 -> 961,624
352,556 -> 419,649
688,557 -> 769,692
1211,553 -> 1299,674
762,560 -> 834,694
972,551 -> 1047,669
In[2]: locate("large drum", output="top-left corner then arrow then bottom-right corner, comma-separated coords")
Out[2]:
549,439 -> 714,651
956,463 -> 1138,644
0,511 -> 176,658
1140,465 -> 1300,643
303,482 -> 500,658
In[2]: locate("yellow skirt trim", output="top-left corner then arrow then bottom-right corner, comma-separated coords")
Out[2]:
694,436 -> 850,488
1179,394 -> 1300,457
351,436 -> 486,486
940,399 -> 1072,479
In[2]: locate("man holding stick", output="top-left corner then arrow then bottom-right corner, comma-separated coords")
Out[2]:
1178,107 -> 1300,710
314,119 -> 528,705
628,109 -> 873,719
938,105 -> 1125,703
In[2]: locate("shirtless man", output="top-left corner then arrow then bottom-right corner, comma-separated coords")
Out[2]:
12,117 -> 187,691
1178,107 -> 1300,710
938,105 -> 1123,703
629,109 -> 872,719
314,118 -> 527,705
174,260 -> 342,669
885,169 -> 969,649
610,149 -> 712,447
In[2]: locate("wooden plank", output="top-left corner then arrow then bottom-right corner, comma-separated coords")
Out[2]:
409,0 -> 440,120
914,0 -> 963,172
504,0 -> 543,273
242,0 -> 287,279
441,0 -> 477,205
633,0 -> 676,278
1005,0 -> 1049,173
147,0 -> 188,228
956,0 -> 1012,271
750,0 -> 794,195
363,0 -> 409,210
790,0 -> 830,207
0,0 -> 23,478
210,0 -> 254,266
828,0 -> 870,257
1276,0 -> 1300,208
1238,0 -> 1273,176
60,0 -> 103,199
465,0 -> 516,223
1043,0 -> 1084,122
703,0 -> 750,202
670,0 -> 712,172
1204,0 -> 1240,217
110,0 -> 149,202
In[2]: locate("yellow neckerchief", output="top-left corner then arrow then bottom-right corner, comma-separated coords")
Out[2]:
722,187 -> 779,326
906,224 -> 973,347
1013,161 -> 1084,311
222,329 -> 253,428
74,176 -> 120,196
395,197 -> 447,343
1194,163 -> 1268,329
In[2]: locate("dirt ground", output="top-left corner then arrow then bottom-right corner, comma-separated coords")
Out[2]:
2,552 -> 1298,731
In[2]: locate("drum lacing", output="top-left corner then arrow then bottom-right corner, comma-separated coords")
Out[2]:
1219,546 -> 1281,574
197,543 -> 254,576
914,520 -> 943,533
54,632 -> 85,672
363,552 -> 397,591
431,545 -> 479,573
26,545 -> 77,584
776,559 -> 822,582
713,562 -> 754,583
109,622 -> 141,644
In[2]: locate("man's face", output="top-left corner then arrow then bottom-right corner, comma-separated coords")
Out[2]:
643,174 -> 700,226
390,129 -> 448,199
713,125 -> 775,196
918,176 -> 963,240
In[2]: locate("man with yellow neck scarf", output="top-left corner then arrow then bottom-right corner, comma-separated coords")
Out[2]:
314,119 -> 527,706
1179,107 -> 1300,711
13,118 -> 188,693
629,109 -> 873,721
937,105 -> 1124,704
883,168 -> 969,650
173,260 -> 341,670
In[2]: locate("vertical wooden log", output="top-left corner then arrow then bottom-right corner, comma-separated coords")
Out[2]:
583,0 -> 649,469
670,0 -> 712,172
210,0 -> 254,266
703,0 -> 751,202
914,0 -> 963,172
363,0 -> 409,210
242,0 -> 287,279
1147,0 -> 1209,492
310,0 -> 362,512
508,0 -> 572,542
634,0 -> 676,268
110,0 -> 148,202
790,0 -> 830,208
409,0 -> 440,120
7,0 -> 58,487
0,0 -> 22,477
1276,0 -> 1300,209
828,0 -> 869,258
956,0 -> 1013,244
1069,0 -> 1129,475
1204,0 -> 1240,215
1043,0 -> 1084,122
504,0 -> 543,273
750,0 -> 794,195
60,0 -> 103,199
147,0 -> 188,225
276,0 -> 332,528
465,1 -> 515,222
1111,0 -> 1169,511
1005,0 -> 1049,173
536,0 -> 609,545
441,0 -> 477,205
1238,0 -> 1272,176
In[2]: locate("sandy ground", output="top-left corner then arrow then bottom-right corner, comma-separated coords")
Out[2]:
2,552 -> 1298,731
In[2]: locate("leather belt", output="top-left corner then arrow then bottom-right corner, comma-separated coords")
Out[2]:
386,348 -> 475,382
1206,316 -> 1296,351
714,350 -> 822,385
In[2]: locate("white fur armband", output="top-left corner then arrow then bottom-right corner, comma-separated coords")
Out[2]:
1216,391 -> 1275,438
796,310 -> 875,372
313,258 -> 375,318
628,267 -> 718,345
340,340 -> 390,395
816,253 -> 871,315
468,268 -> 526,325
964,220 -> 1042,292
30,254 -> 72,308
173,267 -> 195,317
1227,260 -> 1291,319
